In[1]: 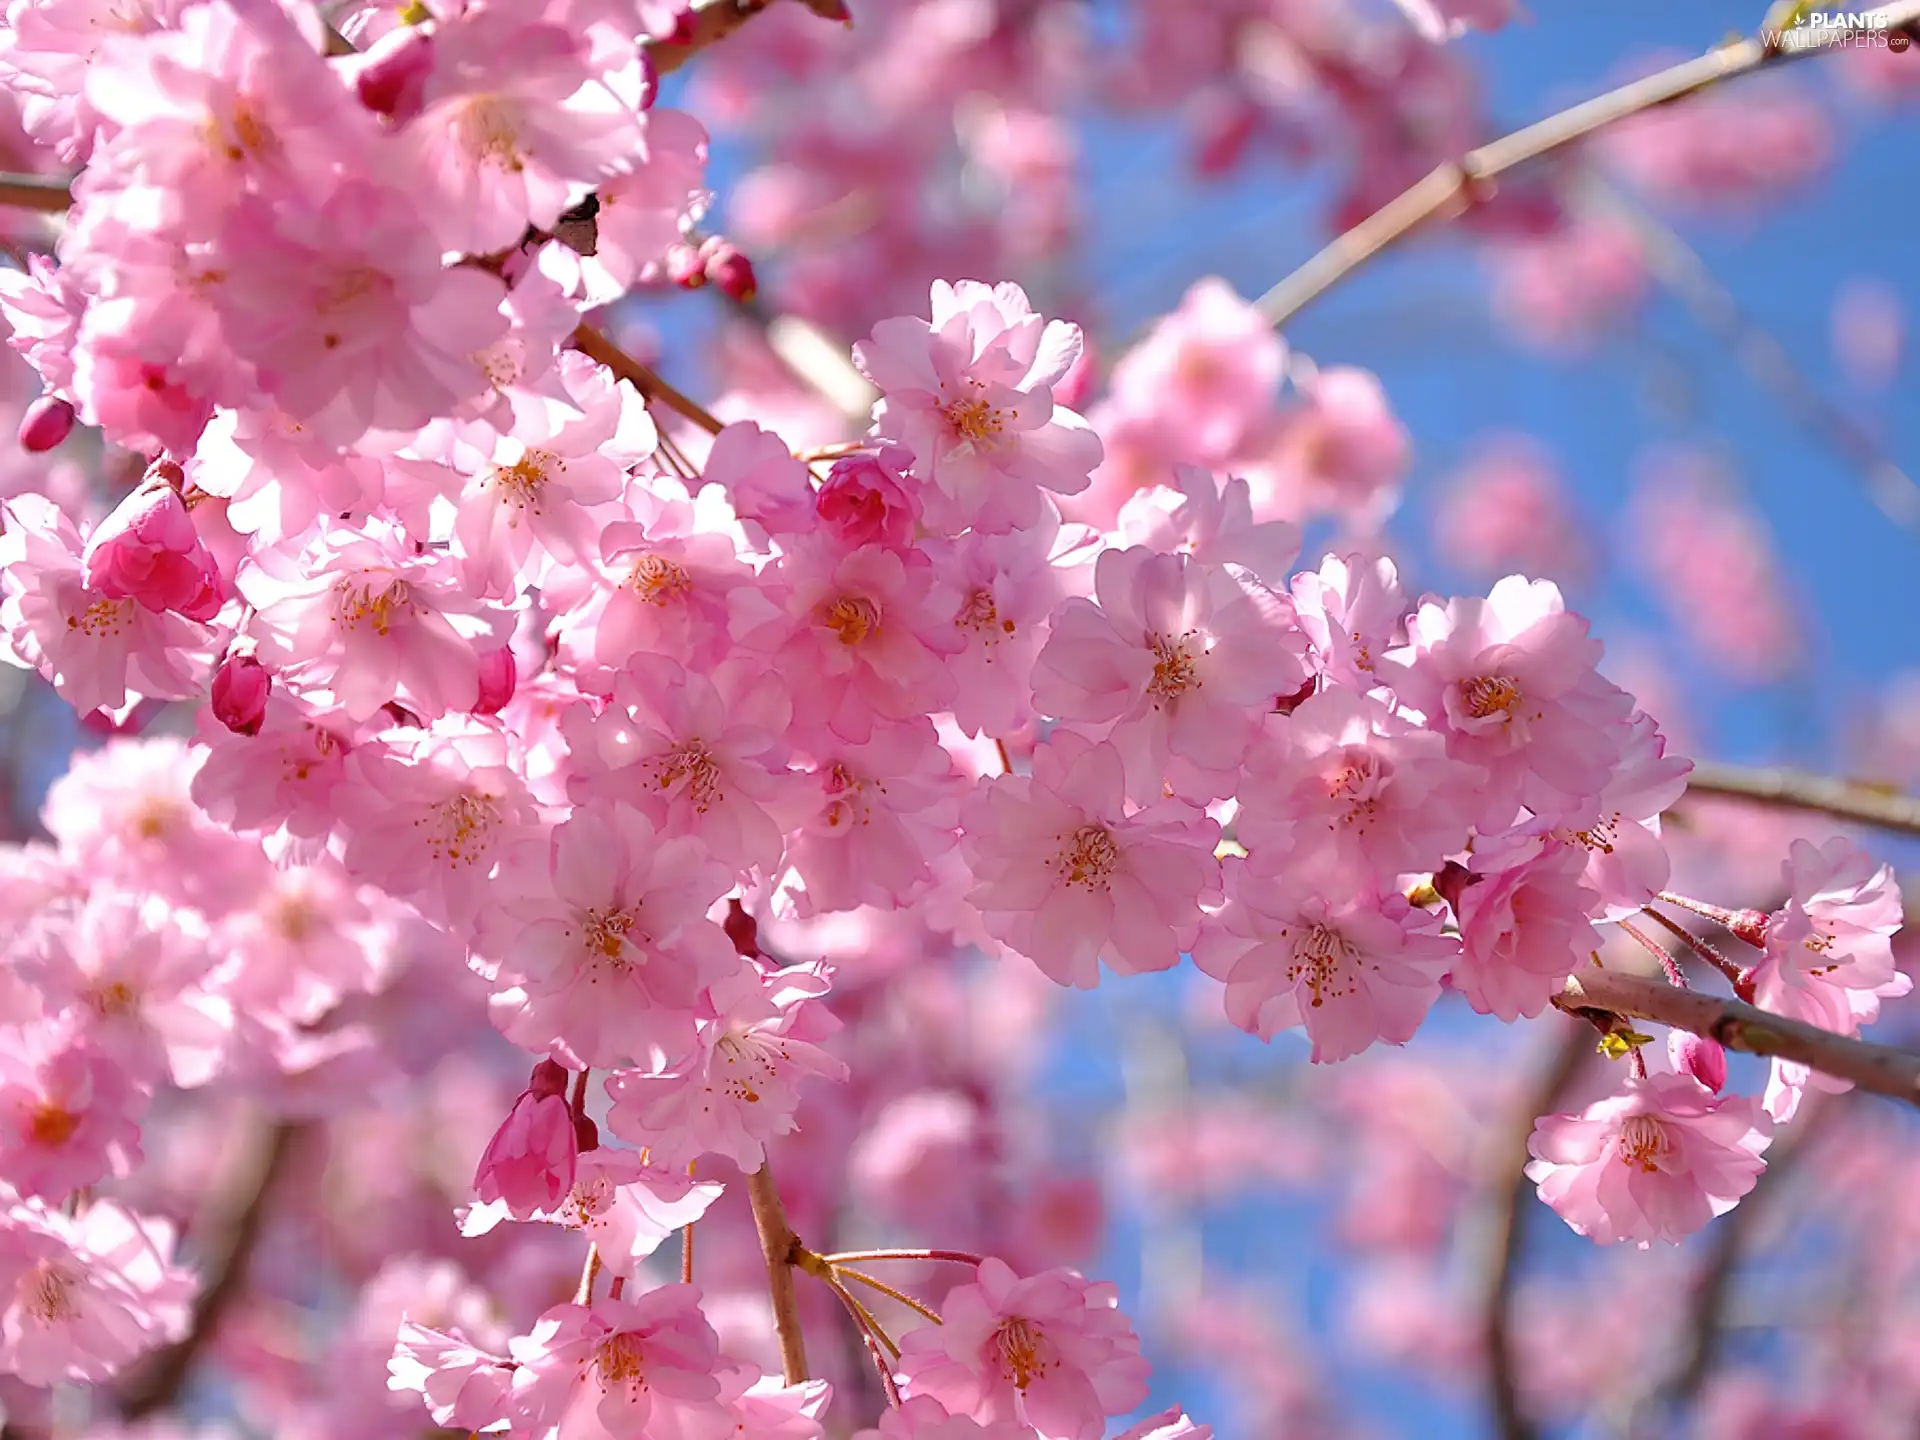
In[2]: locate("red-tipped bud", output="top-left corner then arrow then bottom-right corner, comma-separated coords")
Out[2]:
1728,908 -> 1770,948
667,5 -> 697,43
574,1111 -> 599,1153
698,236 -> 756,303
211,653 -> 271,736
473,646 -> 517,716
1668,1031 -> 1728,1093
724,897 -> 760,958
354,26 -> 436,123
1431,859 -> 1480,914
528,1058 -> 571,1099
17,396 -> 74,454
665,241 -> 706,290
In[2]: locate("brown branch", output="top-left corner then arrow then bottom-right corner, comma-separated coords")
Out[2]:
0,175 -> 73,213
571,324 -> 726,436
118,1120 -> 306,1419
746,1162 -> 810,1384
1555,967 -> 1920,1108
647,0 -> 846,79
1681,760 -> 1920,837
1254,0 -> 1920,328
1474,1018 -> 1595,1440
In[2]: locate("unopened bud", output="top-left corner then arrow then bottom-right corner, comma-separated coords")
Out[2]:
146,457 -> 186,492
1669,1031 -> 1728,1092
666,5 -> 697,43
635,46 -> 658,110
17,396 -> 74,454
528,1059 -> 571,1099
574,1112 -> 599,1153
698,236 -> 756,303
354,26 -> 436,123
665,242 -> 706,290
210,653 -> 271,736
1728,908 -> 1770,948
473,646 -> 517,716
724,897 -> 760,958
1431,860 -> 1480,914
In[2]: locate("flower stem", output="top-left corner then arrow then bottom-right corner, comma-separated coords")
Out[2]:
747,1163 -> 810,1384
835,1267 -> 942,1325
1617,919 -> 1688,989
1640,908 -> 1748,991
820,1248 -> 985,1267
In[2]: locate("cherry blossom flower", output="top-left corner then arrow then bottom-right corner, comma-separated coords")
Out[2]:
479,803 -> 738,1069
0,1024 -> 147,1200
1525,1071 -> 1772,1246
507,1287 -> 731,1439
81,479 -> 225,622
1032,545 -> 1306,802
388,1320 -> 517,1434
1102,278 -> 1284,464
854,1394 -> 1036,1440
816,444 -> 923,550
471,1059 -> 578,1218
605,958 -> 848,1171
962,730 -> 1221,989
1115,465 -> 1300,589
854,281 -> 1103,534
1447,829 -> 1602,1022
1194,855 -> 1458,1062
895,1257 -> 1150,1440
1290,551 -> 1406,693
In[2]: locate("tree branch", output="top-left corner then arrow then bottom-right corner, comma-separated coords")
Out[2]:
1554,968 -> 1920,1108
1681,760 -> 1920,837
571,324 -> 726,436
746,1162 -> 811,1384
0,175 -> 72,214
648,0 -> 847,79
1473,1018 -> 1594,1440
118,1120 -> 306,1419
1255,0 -> 1920,328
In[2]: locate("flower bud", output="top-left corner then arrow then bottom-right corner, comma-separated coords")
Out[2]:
666,6 -> 697,43
574,1111 -> 599,1153
724,897 -> 760,958
353,26 -> 436,123
1431,859 -> 1480,915
665,242 -> 706,290
816,445 -> 921,549
474,1089 -> 577,1216
698,236 -> 756,303
473,646 -> 518,716
17,396 -> 74,454
1668,1031 -> 1727,1093
210,653 -> 271,737
83,482 -> 225,620
1727,908 -> 1770,948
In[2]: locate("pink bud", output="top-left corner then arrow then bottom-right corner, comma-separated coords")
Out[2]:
353,26 -> 436,123
815,446 -> 921,549
1668,1031 -> 1728,1093
666,5 -> 697,43
665,242 -> 706,290
634,46 -> 658,110
724,897 -> 760,958
472,646 -> 517,716
83,483 -> 226,620
210,653 -> 271,736
1431,860 -> 1480,915
473,1089 -> 577,1217
528,1059 -> 571,1099
1052,338 -> 1099,412
698,236 -> 757,304
17,396 -> 74,454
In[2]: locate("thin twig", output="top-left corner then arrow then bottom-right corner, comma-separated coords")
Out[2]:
647,0 -> 846,79
822,1274 -> 904,1403
1555,966 -> 1920,1108
835,1267 -> 942,1325
1680,760 -> 1920,837
1474,1018 -> 1594,1440
1618,918 -> 1689,989
118,1120 -> 306,1418
0,175 -> 73,213
821,1248 -> 984,1267
1254,0 -> 1920,328
1639,907 -> 1747,992
575,1244 -> 603,1306
746,1163 -> 811,1384
571,324 -> 727,436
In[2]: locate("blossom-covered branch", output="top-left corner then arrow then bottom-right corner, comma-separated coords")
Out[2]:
1555,968 -> 1920,1109
1255,0 -> 1920,326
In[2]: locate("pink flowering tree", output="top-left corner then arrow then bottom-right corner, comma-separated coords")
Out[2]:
0,2 -> 1911,1439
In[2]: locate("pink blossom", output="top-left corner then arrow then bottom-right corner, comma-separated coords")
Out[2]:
777,717 -> 960,917
189,699 -> 353,857
1290,551 -> 1406,692
18,396 -> 75,454
1193,856 -> 1458,1062
1263,366 -> 1409,526
1103,278 -> 1284,463
1448,829 -> 1602,1022
696,419 -> 813,545
605,958 -> 848,1171
1032,546 -> 1306,801
720,1370 -> 831,1439
1387,575 -> 1627,829
1114,1409 -> 1213,1440
472,646 -> 517,716
0,1199 -> 194,1385
854,1395 -> 1035,1440
1669,1032 -> 1728,1094
1116,465 -> 1300,589
1525,1071 -> 1772,1246
406,10 -> 645,254
1596,73 -> 1831,211
815,445 -> 922,549
388,1321 -> 516,1433
1750,838 -> 1910,1121
1554,711 -> 1690,919
209,857 -> 397,1024
0,1025 -> 147,1200
209,651 -> 270,735
507,1287 -> 730,1440
81,481 -> 225,622
764,538 -> 961,745
0,255 -> 85,401
1433,436 -> 1589,583
0,494 -> 213,718
580,107 -> 713,298
479,803 -> 738,1069
1486,212 -> 1649,354
462,1147 -> 722,1278
854,280 -> 1103,534
895,1257 -> 1150,1440
962,730 -> 1221,989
